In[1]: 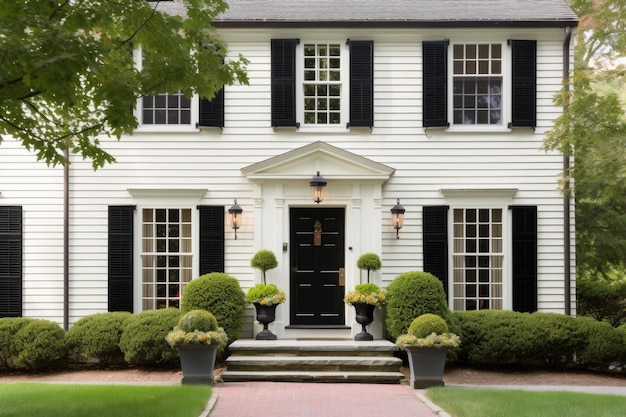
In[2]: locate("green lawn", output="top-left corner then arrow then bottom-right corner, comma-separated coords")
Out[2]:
427,387 -> 626,417
0,383 -> 212,417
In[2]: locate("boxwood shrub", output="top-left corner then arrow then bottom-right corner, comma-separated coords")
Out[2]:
10,319 -> 66,371
119,309 -> 181,366
575,316 -> 624,368
181,273 -> 246,343
0,317 -> 36,369
65,312 -> 133,366
385,271 -> 454,340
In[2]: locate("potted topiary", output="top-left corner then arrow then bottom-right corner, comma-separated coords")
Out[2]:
344,283 -> 387,341
248,249 -> 285,340
356,252 -> 382,284
165,309 -> 228,385
396,313 -> 460,389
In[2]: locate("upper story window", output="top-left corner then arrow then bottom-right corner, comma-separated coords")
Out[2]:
142,91 -> 191,125
271,39 -> 373,130
303,43 -> 342,125
452,44 -> 503,125
423,39 -> 536,129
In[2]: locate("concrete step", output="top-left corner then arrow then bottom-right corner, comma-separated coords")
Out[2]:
226,355 -> 402,372
221,370 -> 405,383
228,339 -> 399,356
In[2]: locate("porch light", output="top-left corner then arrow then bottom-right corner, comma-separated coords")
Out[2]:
391,199 -> 405,239
309,171 -> 327,204
228,199 -> 243,240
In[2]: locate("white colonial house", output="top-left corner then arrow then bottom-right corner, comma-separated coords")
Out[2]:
0,0 -> 578,339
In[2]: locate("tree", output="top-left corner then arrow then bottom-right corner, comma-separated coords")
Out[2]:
545,0 -> 626,278
0,0 -> 248,169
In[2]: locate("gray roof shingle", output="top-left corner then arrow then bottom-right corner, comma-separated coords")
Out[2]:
212,0 -> 578,27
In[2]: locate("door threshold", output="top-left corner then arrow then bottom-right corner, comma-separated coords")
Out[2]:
285,325 -> 351,330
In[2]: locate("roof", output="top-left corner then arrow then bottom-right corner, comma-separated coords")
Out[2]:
210,0 -> 578,28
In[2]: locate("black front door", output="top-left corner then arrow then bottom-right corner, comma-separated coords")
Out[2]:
290,207 -> 345,326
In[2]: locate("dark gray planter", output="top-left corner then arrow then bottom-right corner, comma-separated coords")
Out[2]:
353,302 -> 375,341
405,346 -> 449,389
177,344 -> 218,385
254,302 -> 278,340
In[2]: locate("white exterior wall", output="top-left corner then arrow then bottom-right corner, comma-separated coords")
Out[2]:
0,26 -> 575,330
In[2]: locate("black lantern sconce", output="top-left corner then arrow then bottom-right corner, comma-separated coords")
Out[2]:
228,199 -> 243,240
309,171 -> 327,204
391,199 -> 406,239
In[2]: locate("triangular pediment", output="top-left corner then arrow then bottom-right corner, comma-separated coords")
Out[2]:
241,141 -> 394,181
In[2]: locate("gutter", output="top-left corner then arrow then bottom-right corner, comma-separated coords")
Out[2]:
563,26 -> 573,316
63,148 -> 69,330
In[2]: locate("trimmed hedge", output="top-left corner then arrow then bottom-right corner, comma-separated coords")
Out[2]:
0,317 -> 36,369
181,273 -> 246,343
65,312 -> 133,366
177,310 -> 219,333
11,319 -> 66,371
408,313 -> 449,338
119,309 -> 181,366
385,271 -> 453,339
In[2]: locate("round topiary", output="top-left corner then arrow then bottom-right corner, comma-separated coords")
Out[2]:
408,314 -> 449,338
119,309 -> 181,366
177,310 -> 218,333
385,271 -> 452,340
251,249 -> 278,285
65,312 -> 133,366
356,253 -> 382,283
11,319 -> 67,371
181,273 -> 246,343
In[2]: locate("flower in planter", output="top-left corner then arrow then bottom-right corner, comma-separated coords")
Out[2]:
165,310 -> 228,350
344,283 -> 387,309
246,283 -> 286,306
395,313 -> 460,349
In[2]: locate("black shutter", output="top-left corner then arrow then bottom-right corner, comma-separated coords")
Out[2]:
0,206 -> 22,317
199,88 -> 225,127
511,40 -> 537,127
349,40 -> 374,128
423,40 -> 449,127
108,206 -> 135,312
423,206 -> 449,298
511,205 -> 538,312
271,39 -> 298,127
198,206 -> 225,275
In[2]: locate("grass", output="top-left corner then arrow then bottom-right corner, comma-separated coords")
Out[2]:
427,387 -> 626,417
0,383 -> 212,417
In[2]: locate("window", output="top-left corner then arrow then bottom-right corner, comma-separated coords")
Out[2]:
142,92 -> 191,125
452,44 -> 502,125
423,40 -> 536,128
141,208 -> 193,309
303,43 -> 342,125
271,39 -> 373,129
452,208 -> 504,310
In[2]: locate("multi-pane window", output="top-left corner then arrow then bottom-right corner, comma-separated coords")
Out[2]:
452,208 -> 503,310
453,44 -> 502,125
141,208 -> 193,309
142,91 -> 191,125
303,43 -> 342,125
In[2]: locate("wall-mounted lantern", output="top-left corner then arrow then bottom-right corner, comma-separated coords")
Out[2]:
391,199 -> 406,239
228,199 -> 243,240
309,171 -> 327,204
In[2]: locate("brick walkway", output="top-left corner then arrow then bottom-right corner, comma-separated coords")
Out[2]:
208,382 -> 438,417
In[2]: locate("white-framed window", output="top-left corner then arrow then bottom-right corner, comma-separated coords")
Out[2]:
452,208 -> 504,310
452,43 -> 503,125
141,91 -> 191,125
302,43 -> 343,125
141,208 -> 193,310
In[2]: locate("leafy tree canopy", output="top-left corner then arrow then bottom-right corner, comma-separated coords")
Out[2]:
0,0 -> 248,169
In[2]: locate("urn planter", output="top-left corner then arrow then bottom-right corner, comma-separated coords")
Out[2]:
253,302 -> 278,340
353,302 -> 375,341
177,344 -> 218,385
404,346 -> 449,389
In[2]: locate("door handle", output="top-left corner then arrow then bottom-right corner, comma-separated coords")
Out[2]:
339,268 -> 345,286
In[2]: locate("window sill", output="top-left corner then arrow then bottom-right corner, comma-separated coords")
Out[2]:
444,125 -> 512,134
133,125 -> 200,134
297,125 -> 350,134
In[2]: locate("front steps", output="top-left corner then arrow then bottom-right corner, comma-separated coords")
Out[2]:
222,339 -> 404,383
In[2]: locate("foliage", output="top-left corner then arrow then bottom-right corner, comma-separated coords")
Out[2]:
617,323 -> 626,363
0,384 -> 212,417
532,313 -> 587,365
65,312 -> 132,366
0,318 -> 37,369
407,313 -> 449,338
119,309 -> 181,366
385,271 -> 453,339
177,309 -> 218,333
344,283 -> 387,308
396,332 -> 461,349
246,283 -> 286,305
574,316 -> 624,367
577,272 -> 626,326
10,319 -> 67,371
165,329 -> 228,350
356,253 -> 382,283
0,0 -> 248,169
250,249 -> 278,285
180,273 -> 246,343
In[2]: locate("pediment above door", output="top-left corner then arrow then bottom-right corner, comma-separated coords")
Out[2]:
241,141 -> 395,181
